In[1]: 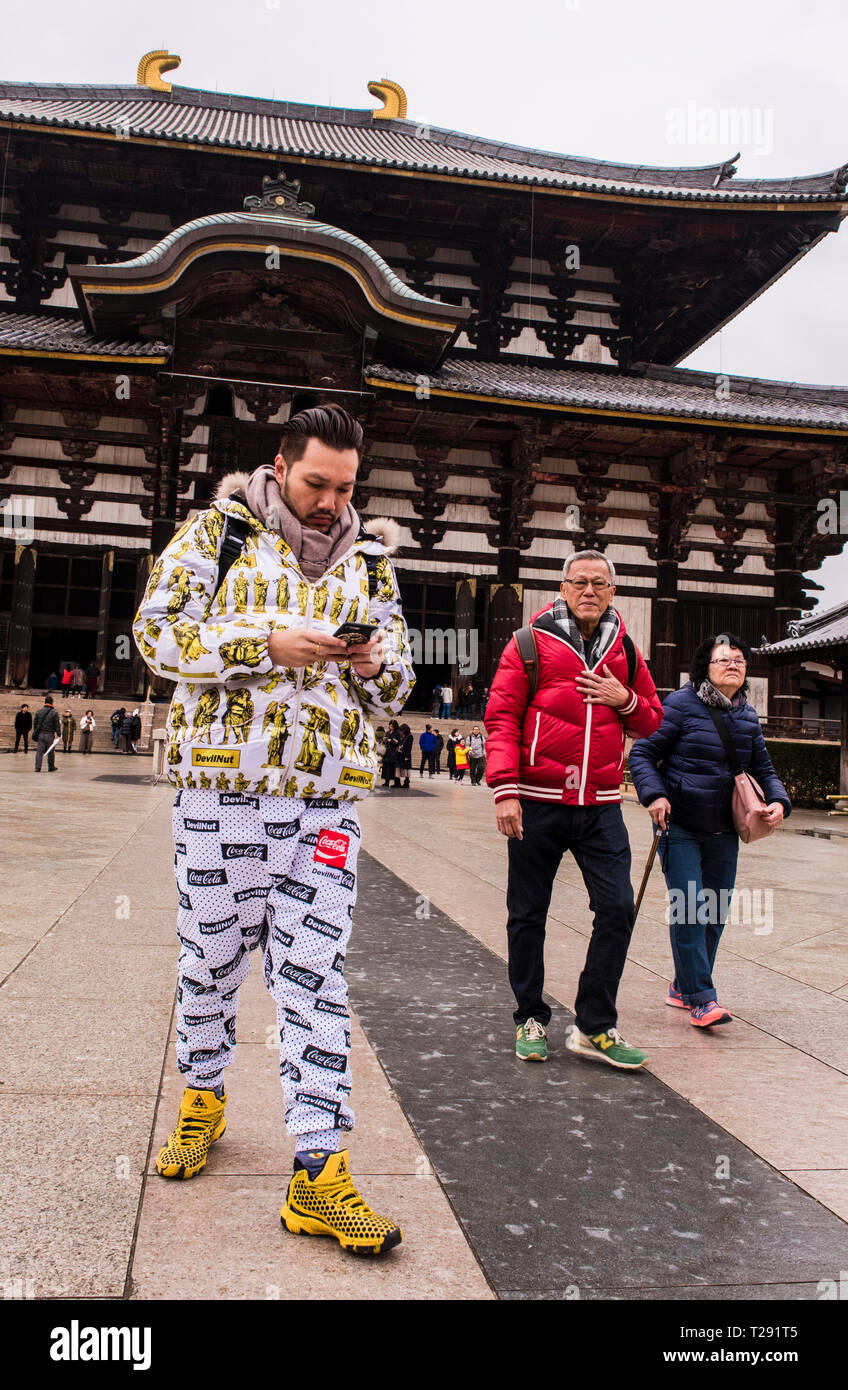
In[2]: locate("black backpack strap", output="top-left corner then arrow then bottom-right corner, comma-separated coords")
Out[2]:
706,706 -> 743,775
214,508 -> 254,597
623,633 -> 637,687
357,523 -> 382,602
513,625 -> 539,699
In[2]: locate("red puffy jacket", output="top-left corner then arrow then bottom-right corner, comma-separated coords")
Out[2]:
484,605 -> 663,807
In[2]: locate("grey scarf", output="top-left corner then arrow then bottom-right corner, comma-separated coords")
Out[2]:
551,597 -> 619,669
696,680 -> 734,710
245,463 -> 360,581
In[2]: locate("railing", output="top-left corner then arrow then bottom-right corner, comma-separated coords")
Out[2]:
761,716 -> 841,741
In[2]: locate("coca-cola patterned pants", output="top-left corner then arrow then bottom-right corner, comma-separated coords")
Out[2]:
172,789 -> 359,1141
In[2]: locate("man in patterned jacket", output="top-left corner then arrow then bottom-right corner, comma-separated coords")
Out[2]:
134,404 -> 413,1256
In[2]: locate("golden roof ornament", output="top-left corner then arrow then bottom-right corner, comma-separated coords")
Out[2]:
137,50 -> 181,93
368,78 -> 407,120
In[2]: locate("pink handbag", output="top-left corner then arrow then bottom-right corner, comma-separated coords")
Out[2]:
708,707 -> 775,844
731,770 -> 774,843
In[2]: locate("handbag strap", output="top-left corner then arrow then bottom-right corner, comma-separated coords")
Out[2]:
706,706 -> 743,776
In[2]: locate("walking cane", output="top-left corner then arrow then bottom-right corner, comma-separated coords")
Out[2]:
633,823 -> 664,923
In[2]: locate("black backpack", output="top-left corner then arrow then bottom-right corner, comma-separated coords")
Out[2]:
513,623 -> 637,700
213,505 -> 382,604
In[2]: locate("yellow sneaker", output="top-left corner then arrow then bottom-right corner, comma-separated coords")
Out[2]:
155,1087 -> 227,1179
281,1150 -> 403,1256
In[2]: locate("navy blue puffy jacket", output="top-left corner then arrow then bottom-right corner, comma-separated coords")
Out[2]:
628,684 -> 791,835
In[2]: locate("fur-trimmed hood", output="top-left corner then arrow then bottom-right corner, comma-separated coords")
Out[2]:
212,474 -> 400,554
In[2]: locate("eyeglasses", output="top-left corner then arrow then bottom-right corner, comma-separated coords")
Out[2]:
711,657 -> 747,668
564,579 -> 612,592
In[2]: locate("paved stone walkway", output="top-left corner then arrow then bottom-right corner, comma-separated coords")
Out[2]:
1,752 -> 847,1301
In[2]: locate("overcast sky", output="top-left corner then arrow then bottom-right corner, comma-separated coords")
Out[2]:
4,0 -> 847,610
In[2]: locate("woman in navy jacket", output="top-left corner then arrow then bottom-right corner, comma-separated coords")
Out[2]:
629,634 -> 791,1027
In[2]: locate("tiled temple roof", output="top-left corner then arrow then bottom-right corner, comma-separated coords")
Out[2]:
1,82 -> 846,201
367,358 -> 848,429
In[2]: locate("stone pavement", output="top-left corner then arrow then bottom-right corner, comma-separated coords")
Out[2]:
1,751 -> 847,1301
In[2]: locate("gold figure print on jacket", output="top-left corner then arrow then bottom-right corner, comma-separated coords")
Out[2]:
313,581 -> 330,621
219,635 -> 268,669
171,622 -> 212,665
301,780 -> 317,799
145,556 -> 165,601
167,738 -> 181,765
232,571 -> 249,614
223,689 -> 254,745
339,708 -> 361,759
328,585 -> 346,624
276,574 -> 289,610
347,596 -> 360,625
374,555 -> 395,601
198,769 -> 212,790
234,772 -> 251,792
262,701 -> 291,767
166,568 -> 193,617
376,669 -> 402,705
170,701 -> 189,741
296,580 -> 309,617
254,775 -> 270,795
294,705 -> 332,774
184,771 -> 196,789
216,580 -> 228,616
191,688 -> 220,743
283,775 -> 298,798
215,772 -> 230,791
254,574 -> 268,613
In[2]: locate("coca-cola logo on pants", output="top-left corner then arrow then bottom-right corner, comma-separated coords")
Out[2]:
313,830 -> 350,868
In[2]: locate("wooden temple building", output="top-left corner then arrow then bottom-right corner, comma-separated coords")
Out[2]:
1,54 -> 847,719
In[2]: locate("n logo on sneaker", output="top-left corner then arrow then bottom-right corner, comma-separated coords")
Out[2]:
594,1034 -> 614,1050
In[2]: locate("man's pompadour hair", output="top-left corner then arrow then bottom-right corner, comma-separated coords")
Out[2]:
278,404 -> 364,465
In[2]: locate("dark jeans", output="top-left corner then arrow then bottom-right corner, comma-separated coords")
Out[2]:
14,733 -> 29,752
660,822 -> 738,1005
34,734 -> 57,772
419,750 -> 436,775
506,801 -> 635,1035
469,755 -> 485,784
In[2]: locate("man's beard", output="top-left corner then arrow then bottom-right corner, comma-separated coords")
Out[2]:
283,480 -> 336,530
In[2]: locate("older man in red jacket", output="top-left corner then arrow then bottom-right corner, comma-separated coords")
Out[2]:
485,550 -> 663,1069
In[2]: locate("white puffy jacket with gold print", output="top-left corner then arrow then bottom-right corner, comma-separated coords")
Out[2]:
133,474 -> 415,800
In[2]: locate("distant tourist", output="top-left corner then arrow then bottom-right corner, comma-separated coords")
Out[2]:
33,695 -> 61,773
446,728 -> 460,779
79,710 -> 96,754
453,736 -> 469,783
629,633 -> 791,1029
84,662 -> 100,699
110,707 -> 125,748
432,728 -> 444,774
418,724 -> 437,777
60,665 -> 73,698
71,663 -> 85,698
46,671 -> 59,692
381,719 -> 401,787
396,723 -> 413,788
430,685 -> 441,718
61,707 -> 76,752
440,683 -> 453,719
121,708 -> 141,754
14,703 -> 32,753
468,725 -> 487,785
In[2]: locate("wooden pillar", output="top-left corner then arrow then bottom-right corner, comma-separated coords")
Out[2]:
652,484 -> 680,699
486,582 -> 523,684
841,656 -> 848,797
5,545 -> 36,687
96,550 -> 113,679
454,578 -> 476,688
769,501 -> 803,727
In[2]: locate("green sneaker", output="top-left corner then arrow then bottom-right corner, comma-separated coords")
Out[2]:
515,1019 -> 548,1062
566,1025 -> 647,1070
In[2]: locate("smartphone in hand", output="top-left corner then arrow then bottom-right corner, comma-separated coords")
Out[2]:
333,621 -> 379,647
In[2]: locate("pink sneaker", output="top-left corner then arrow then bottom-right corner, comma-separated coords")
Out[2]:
690,1002 -> 732,1028
665,985 -> 689,1009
